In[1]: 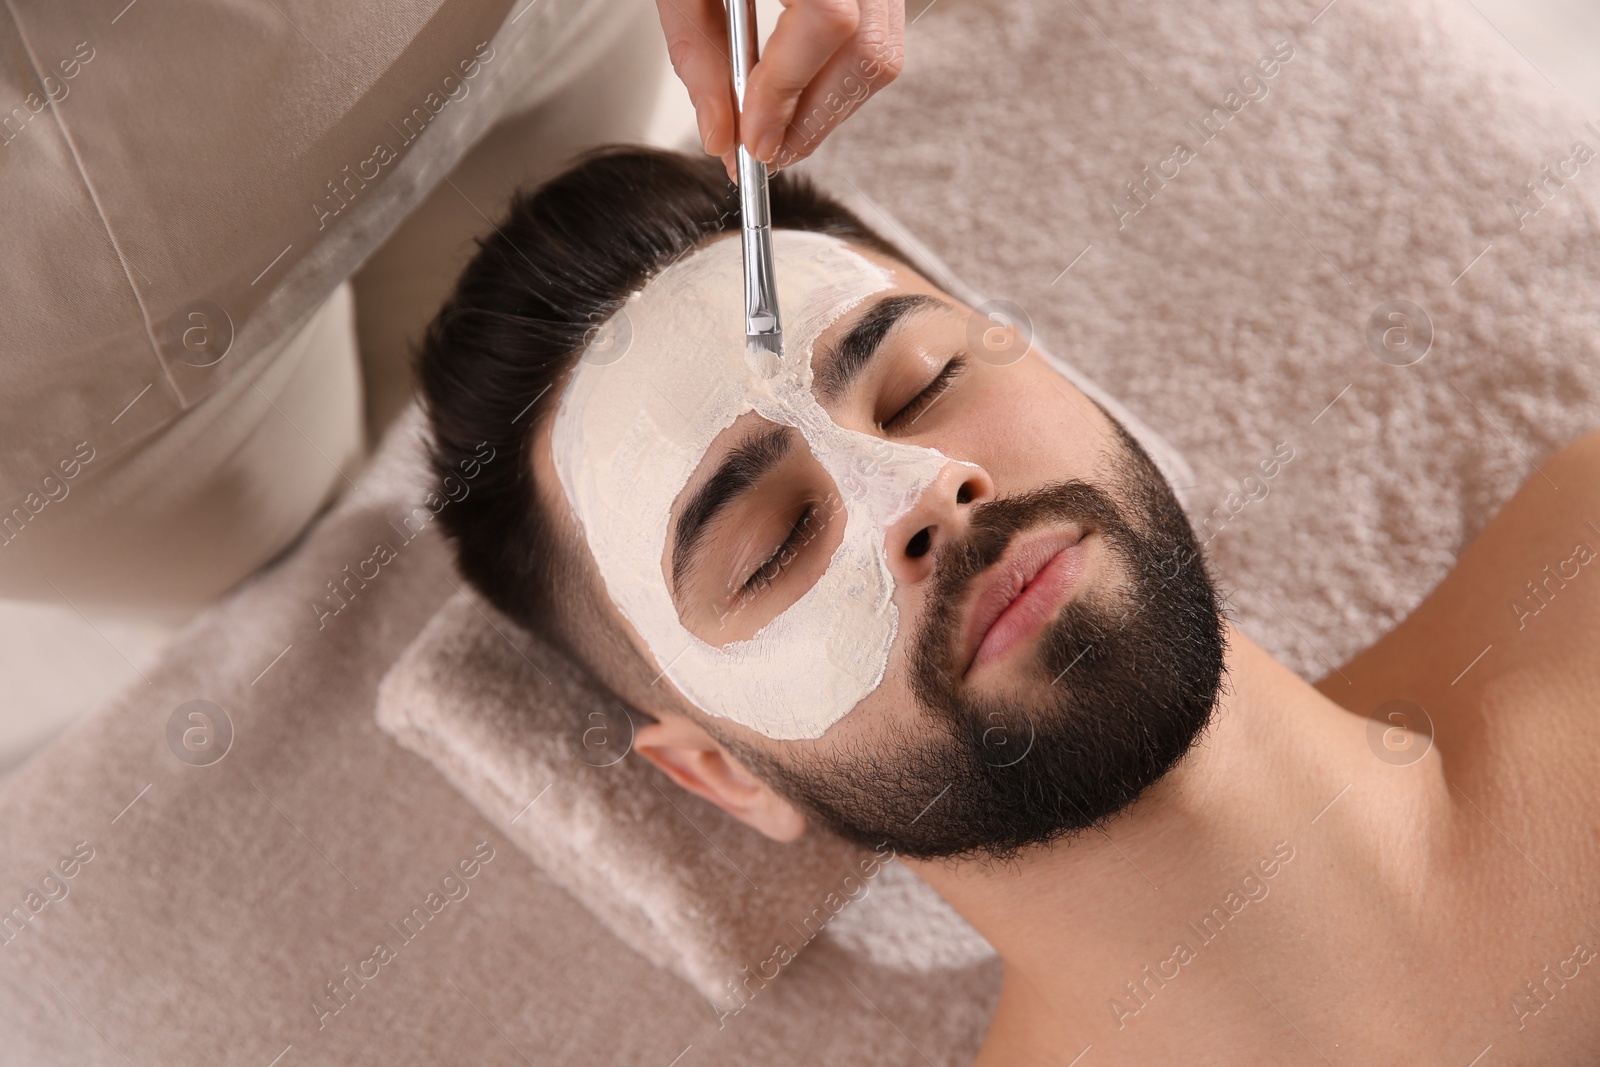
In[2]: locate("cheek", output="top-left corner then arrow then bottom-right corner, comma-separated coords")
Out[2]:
950,357 -> 1106,489
808,658 -> 922,750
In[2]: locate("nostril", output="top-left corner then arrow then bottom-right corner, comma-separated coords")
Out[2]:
905,526 -> 933,559
956,481 -> 974,505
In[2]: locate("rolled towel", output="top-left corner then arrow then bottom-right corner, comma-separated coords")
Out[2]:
374,583 -> 995,1009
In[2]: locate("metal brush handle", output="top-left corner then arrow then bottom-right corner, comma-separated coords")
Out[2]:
726,0 -> 781,341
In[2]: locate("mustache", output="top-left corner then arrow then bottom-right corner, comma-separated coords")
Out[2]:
925,480 -> 1130,613
908,480 -> 1135,708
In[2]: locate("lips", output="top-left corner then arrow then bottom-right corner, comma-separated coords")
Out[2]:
955,526 -> 1089,677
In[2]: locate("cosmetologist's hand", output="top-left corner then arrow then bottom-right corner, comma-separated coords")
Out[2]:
654,0 -> 905,180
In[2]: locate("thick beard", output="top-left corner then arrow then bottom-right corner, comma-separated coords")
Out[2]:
725,416 -> 1228,862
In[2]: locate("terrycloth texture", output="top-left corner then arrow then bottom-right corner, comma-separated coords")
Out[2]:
375,586 -> 997,1009
803,0 -> 1600,679
3,0 -> 1599,1063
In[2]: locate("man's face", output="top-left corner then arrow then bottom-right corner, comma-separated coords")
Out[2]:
536,231 -> 1225,861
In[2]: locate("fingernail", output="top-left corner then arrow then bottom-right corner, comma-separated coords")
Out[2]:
754,130 -> 783,164
695,103 -> 714,151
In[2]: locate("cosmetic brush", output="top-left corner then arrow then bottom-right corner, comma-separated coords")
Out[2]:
726,0 -> 782,378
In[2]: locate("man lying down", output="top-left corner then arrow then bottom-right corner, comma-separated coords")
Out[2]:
416,146 -> 1600,1064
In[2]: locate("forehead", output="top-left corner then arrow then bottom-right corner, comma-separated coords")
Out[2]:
550,232 -> 890,515
530,231 -> 941,538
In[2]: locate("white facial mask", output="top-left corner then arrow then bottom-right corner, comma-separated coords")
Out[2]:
550,231 -> 955,740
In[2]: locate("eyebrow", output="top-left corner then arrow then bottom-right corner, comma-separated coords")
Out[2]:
671,422 -> 796,593
669,291 -> 950,594
813,292 -> 949,404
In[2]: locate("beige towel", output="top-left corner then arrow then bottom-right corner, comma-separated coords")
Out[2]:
4,0 -> 1599,1062
375,586 -> 997,1010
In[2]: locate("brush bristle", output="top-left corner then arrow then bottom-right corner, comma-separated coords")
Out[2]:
745,333 -> 783,378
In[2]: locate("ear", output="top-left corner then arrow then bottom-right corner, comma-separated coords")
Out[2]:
634,715 -> 808,843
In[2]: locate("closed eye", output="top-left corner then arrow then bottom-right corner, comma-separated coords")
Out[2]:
882,354 -> 966,433
741,502 -> 820,595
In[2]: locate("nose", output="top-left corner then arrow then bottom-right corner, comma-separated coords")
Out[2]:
885,460 -> 995,586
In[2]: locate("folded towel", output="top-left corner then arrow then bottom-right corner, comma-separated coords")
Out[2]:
375,584 -> 997,1010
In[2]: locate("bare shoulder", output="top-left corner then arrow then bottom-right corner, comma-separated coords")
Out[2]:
1317,426 -> 1600,744
1313,427 -> 1600,950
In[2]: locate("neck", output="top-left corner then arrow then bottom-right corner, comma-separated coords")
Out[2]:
905,622 -> 1451,1055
